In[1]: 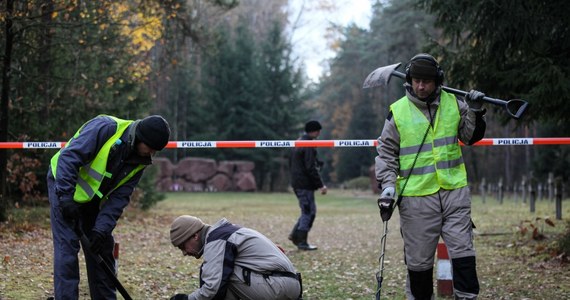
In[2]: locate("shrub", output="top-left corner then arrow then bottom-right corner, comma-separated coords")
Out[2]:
558,220 -> 570,255
130,166 -> 165,211
342,176 -> 372,190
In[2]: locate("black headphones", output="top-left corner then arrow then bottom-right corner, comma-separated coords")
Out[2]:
405,53 -> 444,86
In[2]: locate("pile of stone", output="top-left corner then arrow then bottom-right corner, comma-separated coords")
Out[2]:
152,157 -> 257,192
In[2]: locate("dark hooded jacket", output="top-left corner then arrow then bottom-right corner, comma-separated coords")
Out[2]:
289,134 -> 324,190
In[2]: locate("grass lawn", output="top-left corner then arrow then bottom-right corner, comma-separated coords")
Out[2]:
1,189 -> 569,299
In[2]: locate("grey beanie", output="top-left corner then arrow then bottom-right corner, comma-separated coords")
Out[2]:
170,215 -> 206,247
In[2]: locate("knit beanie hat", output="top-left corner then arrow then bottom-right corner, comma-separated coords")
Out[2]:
304,120 -> 322,133
170,215 -> 206,247
135,115 -> 171,150
408,58 -> 438,81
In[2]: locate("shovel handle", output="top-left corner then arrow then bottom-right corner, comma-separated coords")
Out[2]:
441,86 -> 528,119
391,70 -> 528,119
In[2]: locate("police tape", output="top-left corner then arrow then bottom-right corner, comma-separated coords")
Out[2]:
0,137 -> 569,149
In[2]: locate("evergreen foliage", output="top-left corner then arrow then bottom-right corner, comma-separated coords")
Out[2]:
417,0 -> 570,182
199,17 -> 306,190
315,0 -> 435,183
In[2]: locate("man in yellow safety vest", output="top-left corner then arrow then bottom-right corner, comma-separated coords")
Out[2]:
47,114 -> 170,299
375,53 -> 486,300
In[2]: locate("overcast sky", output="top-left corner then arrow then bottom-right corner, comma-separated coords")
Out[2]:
287,0 -> 372,82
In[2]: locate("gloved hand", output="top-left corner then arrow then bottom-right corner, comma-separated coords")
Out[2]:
379,187 -> 396,222
465,89 -> 485,110
378,197 -> 395,222
89,230 -> 106,255
380,187 -> 395,199
170,294 -> 189,300
59,200 -> 80,222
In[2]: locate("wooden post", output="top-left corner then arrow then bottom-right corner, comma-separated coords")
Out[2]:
521,176 -> 527,204
529,174 -> 536,213
513,182 -> 519,203
479,178 -> 486,204
548,172 -> 554,201
498,177 -> 504,204
555,177 -> 562,220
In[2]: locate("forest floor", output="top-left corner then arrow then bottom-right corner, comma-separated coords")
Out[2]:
1,190 -> 569,299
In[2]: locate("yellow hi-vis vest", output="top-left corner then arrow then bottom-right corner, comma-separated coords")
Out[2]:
391,91 -> 467,196
50,115 -> 146,203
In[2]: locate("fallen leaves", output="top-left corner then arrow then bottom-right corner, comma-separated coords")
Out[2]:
1,192 -> 569,299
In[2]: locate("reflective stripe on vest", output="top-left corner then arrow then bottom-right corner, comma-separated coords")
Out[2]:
50,115 -> 145,203
391,91 -> 467,196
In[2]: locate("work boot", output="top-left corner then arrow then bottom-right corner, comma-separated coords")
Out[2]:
288,231 -> 301,246
297,230 -> 317,251
288,222 -> 301,246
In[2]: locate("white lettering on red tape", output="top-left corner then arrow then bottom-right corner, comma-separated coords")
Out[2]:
179,141 -> 216,148
24,142 -> 61,148
256,141 -> 294,147
494,138 -> 532,145
335,140 -> 374,147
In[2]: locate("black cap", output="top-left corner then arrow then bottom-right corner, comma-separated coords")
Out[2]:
304,120 -> 322,133
135,115 -> 171,150
409,59 -> 439,80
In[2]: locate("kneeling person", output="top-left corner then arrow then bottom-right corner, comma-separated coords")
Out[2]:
169,215 -> 302,300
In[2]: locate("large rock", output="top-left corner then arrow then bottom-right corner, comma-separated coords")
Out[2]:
149,157 -> 258,192
175,158 -> 217,182
233,172 -> 257,192
172,178 -> 204,192
217,161 -> 237,176
156,177 -> 174,192
153,157 -> 174,179
232,160 -> 255,172
206,173 -> 233,192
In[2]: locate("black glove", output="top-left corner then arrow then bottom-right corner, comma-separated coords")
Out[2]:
378,197 -> 395,222
89,230 -> 106,255
465,89 -> 485,110
170,294 -> 189,300
59,200 -> 80,222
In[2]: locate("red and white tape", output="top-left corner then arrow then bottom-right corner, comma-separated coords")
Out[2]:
113,242 -> 120,274
0,137 -> 569,149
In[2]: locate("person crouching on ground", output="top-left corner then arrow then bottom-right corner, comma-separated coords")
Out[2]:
169,215 -> 302,300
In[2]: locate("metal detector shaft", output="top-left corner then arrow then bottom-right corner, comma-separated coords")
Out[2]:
375,219 -> 389,300
75,225 -> 133,300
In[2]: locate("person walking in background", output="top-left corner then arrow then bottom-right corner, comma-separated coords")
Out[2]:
375,53 -> 486,299
47,114 -> 170,299
169,215 -> 302,300
288,120 -> 327,251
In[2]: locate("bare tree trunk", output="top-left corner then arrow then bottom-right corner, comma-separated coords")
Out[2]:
504,126 -> 512,187
40,0 -> 54,121
0,0 -> 15,221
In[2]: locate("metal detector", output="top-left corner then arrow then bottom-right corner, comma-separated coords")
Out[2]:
375,120 -> 433,299
375,207 -> 390,300
363,62 -> 529,120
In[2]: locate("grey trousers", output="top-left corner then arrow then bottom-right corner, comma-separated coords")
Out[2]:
399,187 -> 478,300
226,266 -> 301,300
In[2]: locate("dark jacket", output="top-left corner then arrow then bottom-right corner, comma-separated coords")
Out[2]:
289,134 -> 324,190
48,115 -> 152,234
